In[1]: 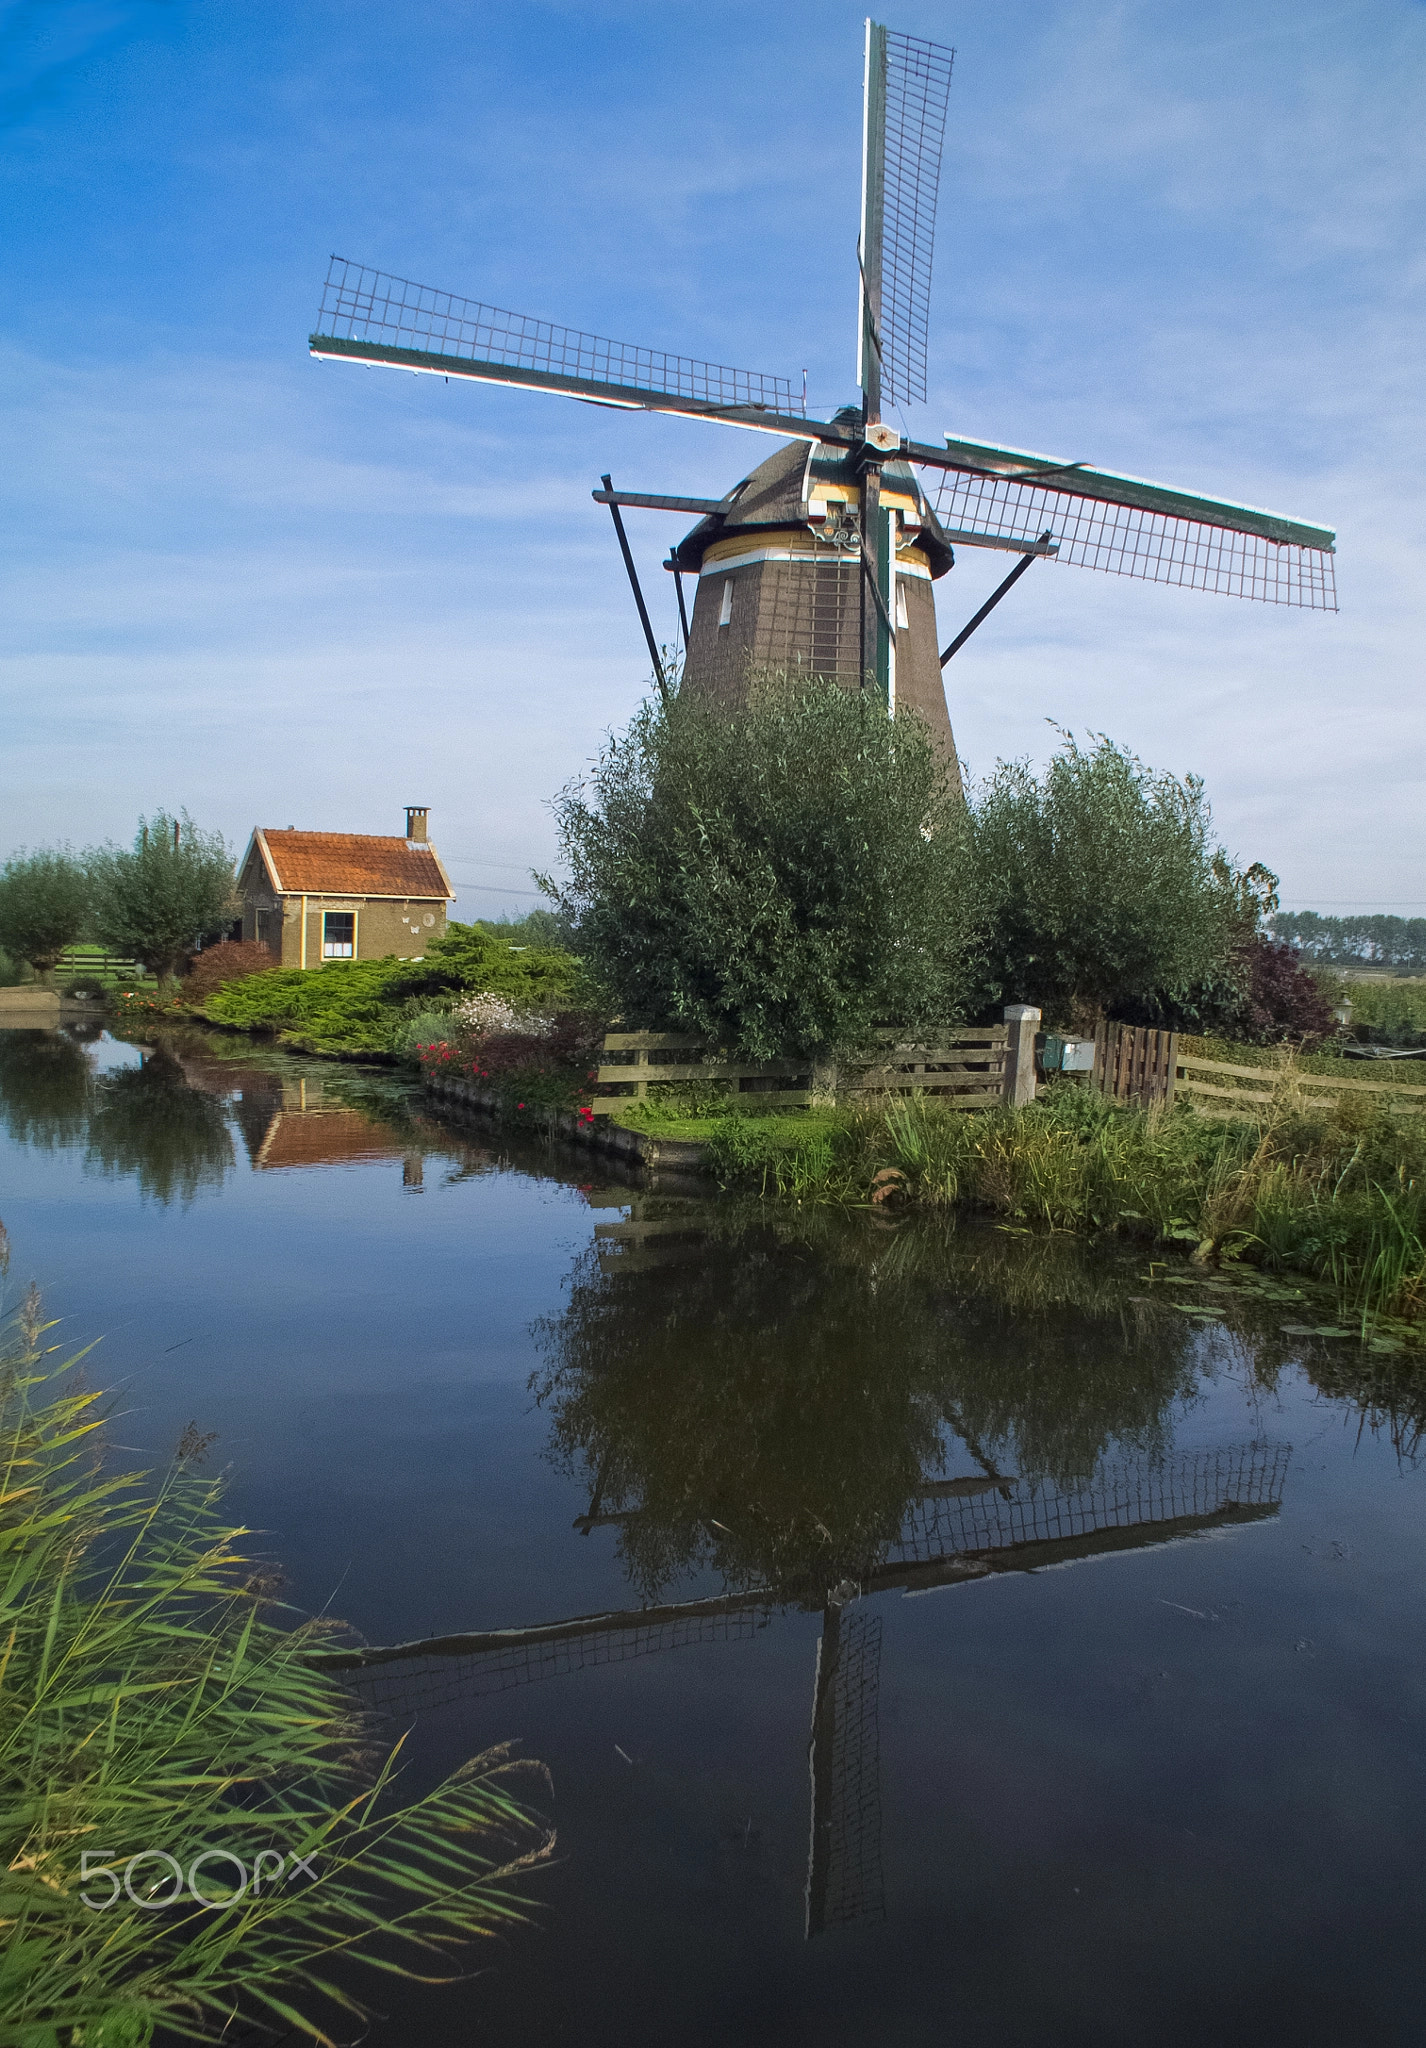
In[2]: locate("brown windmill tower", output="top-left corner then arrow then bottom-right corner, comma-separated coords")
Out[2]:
308,22 -> 1336,750
667,423 -> 962,784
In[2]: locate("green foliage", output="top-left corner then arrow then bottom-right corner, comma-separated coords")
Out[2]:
199,928 -> 586,1056
965,733 -> 1245,1026
0,1300 -> 552,2046
199,959 -> 417,1054
546,679 -> 975,1059
0,848 -> 90,979
469,907 -> 576,950
1342,979 -> 1426,1049
415,921 -> 588,1009
87,814 -> 236,984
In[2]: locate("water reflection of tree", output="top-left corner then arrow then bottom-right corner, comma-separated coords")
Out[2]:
1306,1350 -> 1426,1463
532,1212 -> 1201,1606
0,1030 -> 92,1149
85,1050 -> 233,1205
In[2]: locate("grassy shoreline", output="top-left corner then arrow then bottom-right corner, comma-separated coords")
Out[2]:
613,1086 -> 1426,1340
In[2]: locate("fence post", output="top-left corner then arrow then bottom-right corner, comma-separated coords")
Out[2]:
809,1061 -> 838,1107
1003,1006 -> 1041,1107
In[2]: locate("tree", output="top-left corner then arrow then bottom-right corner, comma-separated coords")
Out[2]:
0,850 -> 90,981
545,679 -> 976,1059
86,812 -> 236,983
965,733 -> 1243,1028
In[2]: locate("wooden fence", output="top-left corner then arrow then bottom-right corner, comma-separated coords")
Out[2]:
1094,1021 -> 1426,1118
596,1014 -> 1036,1113
57,948 -> 148,984
1176,1048 -> 1426,1118
1093,1023 -> 1178,1108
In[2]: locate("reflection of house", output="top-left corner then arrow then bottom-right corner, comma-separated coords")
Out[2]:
255,1106 -> 406,1171
174,1057 -> 408,1171
237,807 -> 454,967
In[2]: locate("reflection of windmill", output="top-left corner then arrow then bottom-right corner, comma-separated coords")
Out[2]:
310,22 -> 1334,782
317,1442 -> 1291,1937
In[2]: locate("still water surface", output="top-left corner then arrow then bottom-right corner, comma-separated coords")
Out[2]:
2,1026 -> 1423,2046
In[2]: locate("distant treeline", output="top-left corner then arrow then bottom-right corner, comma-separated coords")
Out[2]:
1272,912 -> 1426,973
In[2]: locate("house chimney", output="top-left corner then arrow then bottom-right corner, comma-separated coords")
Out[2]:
405,806 -> 429,844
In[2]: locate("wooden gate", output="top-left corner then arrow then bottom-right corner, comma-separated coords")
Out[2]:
1093,1023 -> 1178,1108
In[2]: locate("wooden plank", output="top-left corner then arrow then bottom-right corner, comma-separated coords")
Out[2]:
1178,1076 -> 1276,1107
1179,1053 -> 1426,1101
595,1063 -> 808,1085
871,1025 -> 1007,1045
850,1058 -> 1003,1080
602,1032 -> 708,1051
1292,1073 -> 1426,1101
1178,1053 -> 1295,1082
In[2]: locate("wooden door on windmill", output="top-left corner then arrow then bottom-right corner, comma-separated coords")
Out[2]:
1093,1023 -> 1178,1108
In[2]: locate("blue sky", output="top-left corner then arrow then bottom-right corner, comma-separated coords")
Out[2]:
2,0 -> 1422,918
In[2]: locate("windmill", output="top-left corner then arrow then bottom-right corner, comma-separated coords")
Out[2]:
309,21 -> 1336,786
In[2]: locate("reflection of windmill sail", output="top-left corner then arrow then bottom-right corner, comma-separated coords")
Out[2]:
892,1443 -> 1293,1581
806,1602 -> 886,1939
341,1598 -> 772,1720
322,1444 -> 1289,1720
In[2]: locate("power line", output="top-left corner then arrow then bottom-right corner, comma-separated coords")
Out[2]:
447,877 -> 545,899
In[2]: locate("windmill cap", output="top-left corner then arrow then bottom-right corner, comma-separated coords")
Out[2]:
669,435 -> 953,578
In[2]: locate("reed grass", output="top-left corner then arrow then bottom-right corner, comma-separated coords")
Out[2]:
0,1291 -> 552,2047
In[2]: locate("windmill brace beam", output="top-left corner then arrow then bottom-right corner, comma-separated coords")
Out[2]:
592,488 -> 725,515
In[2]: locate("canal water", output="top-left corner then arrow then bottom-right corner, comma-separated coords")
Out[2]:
2,1025 -> 1423,2047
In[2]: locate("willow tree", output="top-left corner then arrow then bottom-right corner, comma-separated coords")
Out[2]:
545,678 -> 976,1059
86,811 -> 236,984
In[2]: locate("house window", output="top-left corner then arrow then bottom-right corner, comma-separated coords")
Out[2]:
896,583 -> 910,629
323,911 -> 355,959
718,579 -> 734,628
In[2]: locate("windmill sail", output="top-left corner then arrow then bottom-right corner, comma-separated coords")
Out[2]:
311,257 -> 804,421
927,444 -> 1338,608
860,23 -> 955,412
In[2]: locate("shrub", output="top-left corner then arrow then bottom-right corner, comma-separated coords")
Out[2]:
183,938 -> 279,1000
966,733 -> 1244,1028
87,812 -> 236,983
411,922 -> 588,1010
1226,935 -> 1336,1045
0,848 -> 89,980
199,958 -> 412,1053
546,678 -> 975,1059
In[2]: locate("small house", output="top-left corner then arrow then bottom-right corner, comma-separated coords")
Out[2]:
237,808 -> 455,968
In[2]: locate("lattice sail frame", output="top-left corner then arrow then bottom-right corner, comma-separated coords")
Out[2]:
315,256 -> 804,415
878,29 -> 955,408
932,467 -> 1338,609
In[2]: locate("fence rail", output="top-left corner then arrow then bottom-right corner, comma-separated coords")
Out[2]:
1176,1049 -> 1426,1116
595,1019 -> 1025,1111
56,949 -> 148,982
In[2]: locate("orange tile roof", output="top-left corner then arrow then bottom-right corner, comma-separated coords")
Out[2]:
256,829 -> 452,899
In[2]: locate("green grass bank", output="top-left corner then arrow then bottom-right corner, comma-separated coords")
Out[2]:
614,1082 -> 1426,1338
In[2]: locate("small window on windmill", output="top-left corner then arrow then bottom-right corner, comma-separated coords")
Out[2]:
895,583 -> 910,629
718,579 -> 733,628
